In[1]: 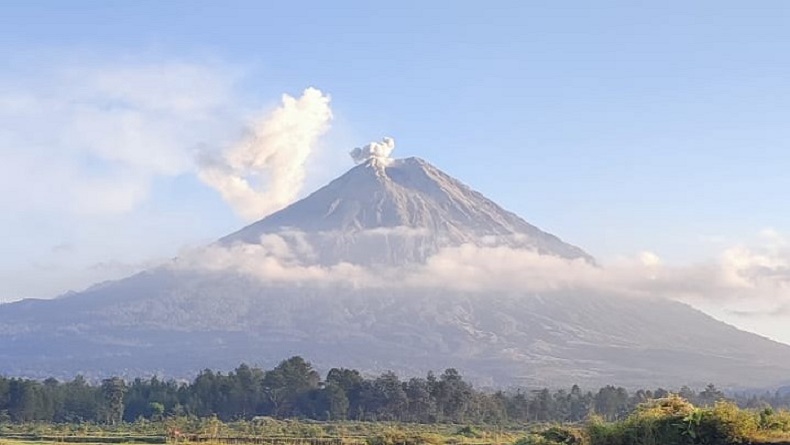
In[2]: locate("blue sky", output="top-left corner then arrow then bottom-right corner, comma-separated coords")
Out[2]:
3,1 -> 790,340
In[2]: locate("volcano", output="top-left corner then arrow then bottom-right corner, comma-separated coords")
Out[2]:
1,154 -> 789,388
222,156 -> 592,266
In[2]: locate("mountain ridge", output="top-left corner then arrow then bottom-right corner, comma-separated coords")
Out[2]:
0,154 -> 788,389
222,156 -> 593,265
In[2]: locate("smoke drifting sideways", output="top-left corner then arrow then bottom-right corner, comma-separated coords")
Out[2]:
350,137 -> 396,165
197,87 -> 333,221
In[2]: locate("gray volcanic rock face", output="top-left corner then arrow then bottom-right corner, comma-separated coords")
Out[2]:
0,156 -> 789,389
222,157 -> 592,265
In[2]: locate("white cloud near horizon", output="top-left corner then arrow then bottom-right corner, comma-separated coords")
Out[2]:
173,234 -> 374,288
172,229 -> 790,316
167,228 -> 790,343
170,227 -> 790,343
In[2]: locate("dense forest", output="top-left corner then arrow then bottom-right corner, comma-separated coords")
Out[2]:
0,356 -> 787,424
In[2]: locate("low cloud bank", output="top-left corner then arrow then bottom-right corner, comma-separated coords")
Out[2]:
174,233 -> 374,288
171,229 -> 790,316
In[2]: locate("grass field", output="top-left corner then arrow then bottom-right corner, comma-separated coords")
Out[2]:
0,422 -> 525,445
5,397 -> 790,445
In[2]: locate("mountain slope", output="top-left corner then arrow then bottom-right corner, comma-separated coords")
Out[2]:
0,155 -> 788,389
0,272 -> 788,388
222,157 -> 592,265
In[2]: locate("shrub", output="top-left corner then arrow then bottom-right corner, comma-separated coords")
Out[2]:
514,433 -> 564,445
702,401 -> 758,444
367,430 -> 443,445
515,426 -> 587,445
758,408 -> 790,432
582,396 -> 773,445
541,426 -> 587,445
457,425 -> 483,438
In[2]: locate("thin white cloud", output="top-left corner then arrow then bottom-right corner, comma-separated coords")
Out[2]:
173,230 -> 790,321
79,62 -> 236,115
0,58 -> 240,216
173,234 -> 373,288
0,55 -> 341,299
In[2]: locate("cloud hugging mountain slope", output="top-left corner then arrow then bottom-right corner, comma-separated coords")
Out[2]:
1,145 -> 789,389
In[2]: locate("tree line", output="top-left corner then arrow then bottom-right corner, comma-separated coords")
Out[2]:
0,356 -> 782,424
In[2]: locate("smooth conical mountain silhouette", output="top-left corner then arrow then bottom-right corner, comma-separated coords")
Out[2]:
222,157 -> 592,265
0,155 -> 789,388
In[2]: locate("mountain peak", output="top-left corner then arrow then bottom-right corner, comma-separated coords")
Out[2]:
5,150 -> 790,389
222,155 -> 593,265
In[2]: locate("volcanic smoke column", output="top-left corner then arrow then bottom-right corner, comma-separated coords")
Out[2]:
349,137 -> 396,165
197,87 -> 333,221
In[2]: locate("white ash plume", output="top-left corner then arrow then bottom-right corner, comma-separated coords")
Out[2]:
198,87 -> 332,221
349,137 -> 395,164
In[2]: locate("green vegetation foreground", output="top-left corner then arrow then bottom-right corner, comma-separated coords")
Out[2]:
2,397 -> 790,445
2,356 -> 790,425
3,355 -> 790,445
522,396 -> 790,445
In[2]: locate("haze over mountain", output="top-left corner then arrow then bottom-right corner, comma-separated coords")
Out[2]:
1,144 -> 789,389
